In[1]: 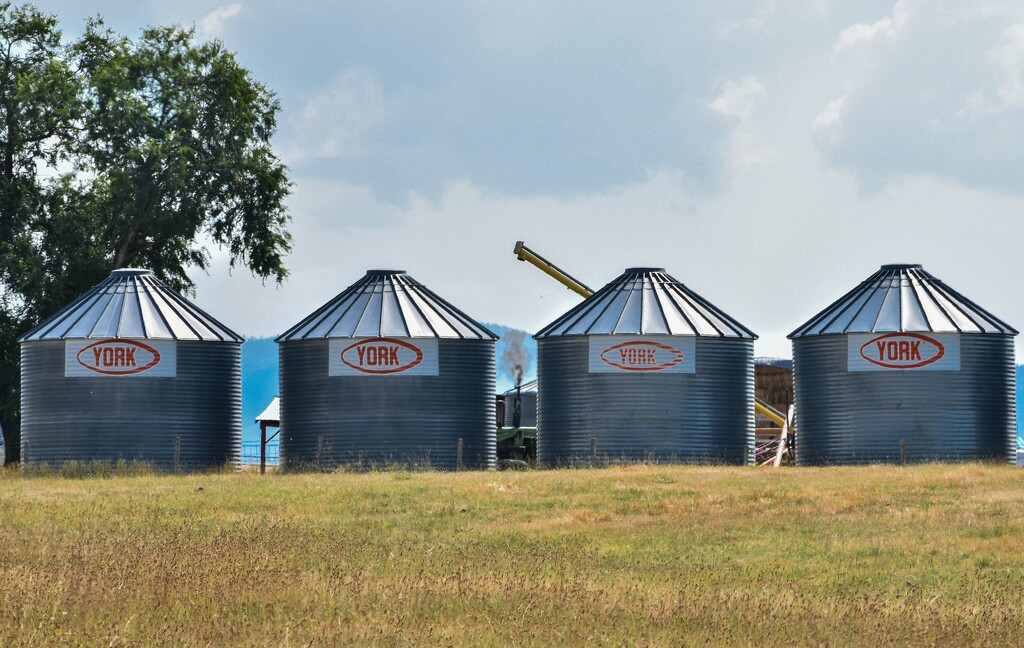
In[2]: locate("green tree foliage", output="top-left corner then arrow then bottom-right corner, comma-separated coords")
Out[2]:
0,3 -> 291,463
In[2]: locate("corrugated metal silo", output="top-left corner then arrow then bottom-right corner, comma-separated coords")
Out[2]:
19,269 -> 242,469
502,379 -> 537,428
790,264 -> 1017,465
277,270 -> 497,470
535,268 -> 756,466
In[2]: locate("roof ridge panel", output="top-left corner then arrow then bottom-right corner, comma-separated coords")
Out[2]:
790,265 -> 1016,338
277,270 -> 496,341
18,269 -> 242,342
535,268 -> 754,339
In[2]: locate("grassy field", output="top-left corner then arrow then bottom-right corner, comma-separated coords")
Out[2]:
2,463 -> 1024,646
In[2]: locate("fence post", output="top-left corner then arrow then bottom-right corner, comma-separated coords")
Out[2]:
173,436 -> 181,474
456,438 -> 464,471
260,422 -> 267,475
316,435 -> 324,470
590,437 -> 597,466
900,439 -> 906,466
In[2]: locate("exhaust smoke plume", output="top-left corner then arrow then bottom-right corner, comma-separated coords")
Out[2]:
501,330 -> 531,387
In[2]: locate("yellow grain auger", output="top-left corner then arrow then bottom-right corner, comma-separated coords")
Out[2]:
513,240 -> 794,466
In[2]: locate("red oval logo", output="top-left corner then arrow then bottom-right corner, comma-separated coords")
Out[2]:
599,340 -> 685,372
341,338 -> 425,374
76,339 -> 162,375
859,332 -> 945,369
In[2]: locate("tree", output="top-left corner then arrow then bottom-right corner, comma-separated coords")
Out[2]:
0,4 -> 292,464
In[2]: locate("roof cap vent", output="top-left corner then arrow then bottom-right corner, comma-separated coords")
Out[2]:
880,263 -> 922,271
109,268 -> 154,277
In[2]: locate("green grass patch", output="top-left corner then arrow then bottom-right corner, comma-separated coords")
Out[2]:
1,463 -> 1023,645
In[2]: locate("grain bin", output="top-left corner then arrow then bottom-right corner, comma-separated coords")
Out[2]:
502,379 -> 537,428
790,264 -> 1017,465
277,270 -> 497,470
19,269 -> 242,469
535,268 -> 756,466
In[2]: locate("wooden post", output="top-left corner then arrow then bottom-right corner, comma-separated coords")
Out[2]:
316,435 -> 324,470
260,422 -> 268,475
456,438 -> 464,471
772,404 -> 796,468
900,439 -> 906,466
173,436 -> 181,474
590,437 -> 597,466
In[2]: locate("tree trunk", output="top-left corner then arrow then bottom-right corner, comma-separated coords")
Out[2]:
1,413 -> 18,466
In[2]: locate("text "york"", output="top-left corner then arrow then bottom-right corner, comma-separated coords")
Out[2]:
356,345 -> 401,366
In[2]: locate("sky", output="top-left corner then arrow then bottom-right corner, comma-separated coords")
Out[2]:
31,0 -> 1024,358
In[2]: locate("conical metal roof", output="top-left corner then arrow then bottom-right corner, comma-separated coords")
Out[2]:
790,264 -> 1017,338
502,379 -> 538,396
535,267 -> 756,339
20,269 -> 242,342
277,270 -> 498,341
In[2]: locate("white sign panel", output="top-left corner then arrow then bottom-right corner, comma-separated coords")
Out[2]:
65,338 -> 177,377
588,335 -> 696,374
848,332 -> 960,372
329,337 -> 439,376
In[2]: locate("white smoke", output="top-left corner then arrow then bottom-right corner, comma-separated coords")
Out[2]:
500,329 -> 531,386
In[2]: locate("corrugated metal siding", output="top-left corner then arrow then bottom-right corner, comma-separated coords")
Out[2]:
537,336 -> 753,466
502,391 -> 537,428
793,334 -> 1016,465
279,339 -> 495,470
20,340 -> 241,469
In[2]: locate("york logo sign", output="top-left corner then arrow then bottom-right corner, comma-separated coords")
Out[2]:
341,338 -> 423,374
77,339 -> 161,375
860,333 -> 944,369
589,336 -> 695,374
330,337 -> 438,376
848,332 -> 959,372
599,340 -> 685,372
65,338 -> 176,377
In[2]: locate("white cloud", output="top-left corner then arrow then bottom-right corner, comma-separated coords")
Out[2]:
198,3 -> 242,41
709,76 -> 766,123
960,22 -> 1024,115
835,0 -> 910,51
811,95 -> 847,131
282,69 -> 391,165
811,95 -> 847,147
709,76 -> 773,169
195,141 -> 1024,361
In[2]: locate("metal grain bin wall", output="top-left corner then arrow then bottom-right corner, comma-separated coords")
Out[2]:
790,264 -> 1017,465
277,270 -> 497,470
535,268 -> 756,466
502,379 -> 537,428
18,269 -> 242,470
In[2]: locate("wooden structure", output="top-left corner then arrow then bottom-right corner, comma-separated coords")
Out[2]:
255,397 -> 280,474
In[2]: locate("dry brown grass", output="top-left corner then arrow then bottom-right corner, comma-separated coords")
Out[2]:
1,463 -> 1023,645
